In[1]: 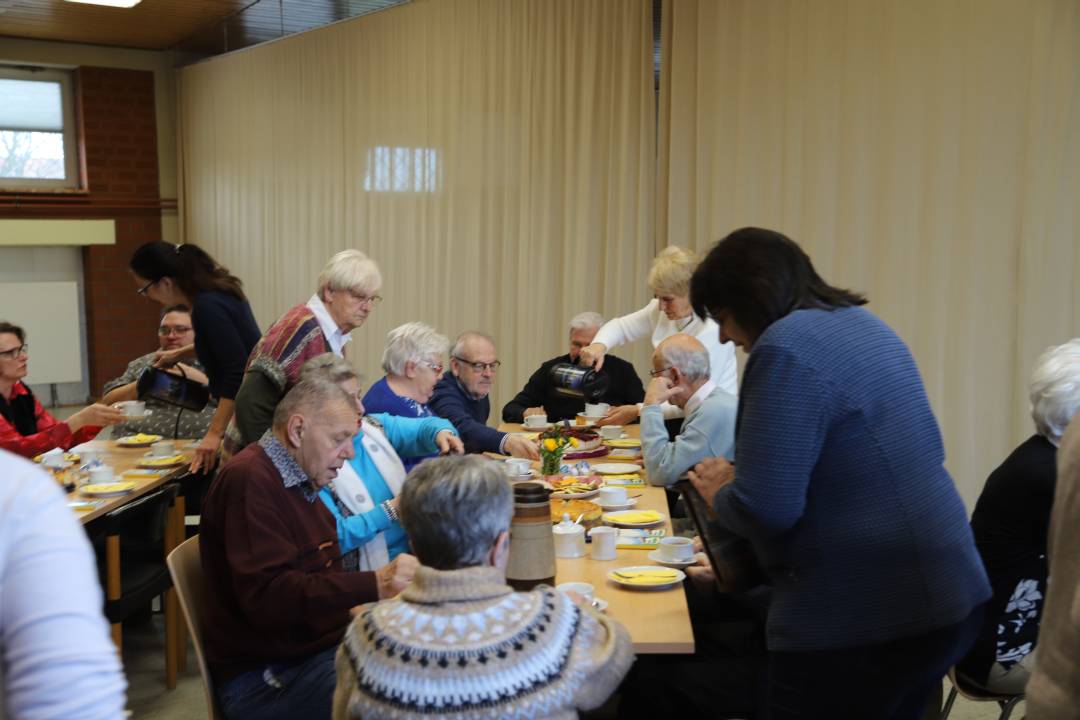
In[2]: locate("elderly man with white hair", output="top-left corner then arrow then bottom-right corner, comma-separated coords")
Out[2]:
501,311 -> 645,424
959,338 -> 1080,696
640,333 -> 737,487
225,249 -> 383,455
333,455 -> 633,720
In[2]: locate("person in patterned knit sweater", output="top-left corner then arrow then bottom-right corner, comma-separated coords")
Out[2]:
333,455 -> 634,719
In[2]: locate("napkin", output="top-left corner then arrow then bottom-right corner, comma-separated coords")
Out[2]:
612,569 -> 681,585
606,510 -> 662,524
602,474 -> 645,487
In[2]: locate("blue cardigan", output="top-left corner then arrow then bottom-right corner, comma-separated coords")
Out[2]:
362,376 -> 438,472
429,375 -> 505,454
714,306 -> 989,651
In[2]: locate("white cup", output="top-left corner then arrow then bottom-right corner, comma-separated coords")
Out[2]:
584,402 -> 610,417
556,581 -> 594,604
116,400 -> 146,417
79,449 -> 100,466
523,414 -> 548,428
89,465 -> 114,484
599,425 -> 623,440
659,536 -> 694,562
589,526 -> 618,561
598,486 -> 628,506
151,440 -> 176,457
504,458 -> 531,477
41,450 -> 66,468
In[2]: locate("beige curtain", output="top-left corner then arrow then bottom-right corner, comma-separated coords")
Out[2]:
178,0 -> 657,415
660,0 -> 1080,506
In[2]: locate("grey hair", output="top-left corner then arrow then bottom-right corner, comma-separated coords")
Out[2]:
1030,338 -> 1080,444
569,311 -> 605,333
381,322 -> 450,376
299,353 -> 360,386
659,335 -> 711,384
317,249 -> 382,298
272,377 -> 355,430
399,455 -> 513,570
450,331 -> 495,360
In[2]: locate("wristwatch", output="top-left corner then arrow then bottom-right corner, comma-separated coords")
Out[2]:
381,500 -> 400,523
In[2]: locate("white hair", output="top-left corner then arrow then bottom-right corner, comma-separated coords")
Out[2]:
381,322 -> 450,376
658,336 -> 710,384
317,249 -> 382,298
300,353 -> 360,386
272,377 -> 354,430
1030,338 -> 1080,444
569,311 -> 605,333
451,331 -> 495,360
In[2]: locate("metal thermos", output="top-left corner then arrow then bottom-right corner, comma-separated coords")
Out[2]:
549,362 -> 610,402
505,482 -> 556,591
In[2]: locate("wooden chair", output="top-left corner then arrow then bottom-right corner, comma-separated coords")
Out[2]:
167,535 -> 225,720
939,667 -> 1024,720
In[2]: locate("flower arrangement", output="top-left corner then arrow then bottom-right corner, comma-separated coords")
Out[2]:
538,422 -> 580,476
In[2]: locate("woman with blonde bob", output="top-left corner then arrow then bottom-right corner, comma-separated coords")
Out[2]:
225,249 -> 383,455
959,338 -> 1080,694
579,246 -> 738,426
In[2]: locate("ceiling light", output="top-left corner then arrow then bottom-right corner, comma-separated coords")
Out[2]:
63,0 -> 142,7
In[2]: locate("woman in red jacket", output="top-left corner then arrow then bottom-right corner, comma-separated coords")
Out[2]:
0,322 -> 122,458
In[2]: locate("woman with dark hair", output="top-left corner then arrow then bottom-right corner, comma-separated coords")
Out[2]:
687,227 -> 990,718
129,241 -> 260,472
0,322 -> 123,457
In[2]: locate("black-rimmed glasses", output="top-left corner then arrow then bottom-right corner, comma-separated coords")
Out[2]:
137,278 -> 157,296
453,356 -> 501,373
649,366 -> 674,377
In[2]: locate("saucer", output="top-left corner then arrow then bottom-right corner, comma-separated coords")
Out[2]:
647,549 -> 697,568
522,422 -> 552,431
596,497 -> 638,511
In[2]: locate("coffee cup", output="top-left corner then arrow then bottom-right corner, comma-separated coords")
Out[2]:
116,400 -> 146,417
599,425 -> 623,440
588,526 -> 618,561
89,465 -> 114,484
556,582 -> 594,604
79,448 -> 100,466
41,450 -> 66,468
584,402 -> 610,417
658,536 -> 694,563
598,486 -> 628,506
151,440 -> 176,458
523,414 -> 548,428
505,458 -> 532,477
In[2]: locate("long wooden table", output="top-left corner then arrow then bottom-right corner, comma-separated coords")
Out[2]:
498,423 -> 695,655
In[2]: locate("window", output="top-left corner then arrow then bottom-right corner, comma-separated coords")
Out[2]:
0,66 -> 80,191
363,146 -> 440,193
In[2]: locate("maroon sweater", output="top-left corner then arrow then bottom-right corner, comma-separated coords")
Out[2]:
200,442 -> 378,681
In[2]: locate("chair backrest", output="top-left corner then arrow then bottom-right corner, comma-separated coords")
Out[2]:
675,479 -> 768,593
166,535 -> 224,720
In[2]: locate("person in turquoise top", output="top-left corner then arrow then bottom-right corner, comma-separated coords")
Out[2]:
300,354 -> 464,571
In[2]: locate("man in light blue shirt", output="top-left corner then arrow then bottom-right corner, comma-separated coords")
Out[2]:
0,449 -> 127,719
640,334 -> 737,486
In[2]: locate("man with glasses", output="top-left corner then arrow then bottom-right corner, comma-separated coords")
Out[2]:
431,331 -> 539,459
640,334 -> 736,487
102,304 -> 217,439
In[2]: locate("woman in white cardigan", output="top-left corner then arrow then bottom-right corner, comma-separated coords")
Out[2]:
579,246 -> 738,425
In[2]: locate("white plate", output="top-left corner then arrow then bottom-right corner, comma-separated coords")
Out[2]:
607,565 -> 686,590
507,469 -> 540,481
596,497 -> 638,511
602,509 -> 665,527
593,463 -> 643,475
521,422 -> 552,431
647,549 -> 697,568
551,487 -> 601,500
122,410 -> 152,419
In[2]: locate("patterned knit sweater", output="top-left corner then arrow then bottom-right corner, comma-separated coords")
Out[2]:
332,566 -> 634,720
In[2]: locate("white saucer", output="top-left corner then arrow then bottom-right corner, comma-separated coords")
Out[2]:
123,410 -> 152,419
593,462 -> 643,475
596,497 -> 638,511
647,549 -> 697,568
521,422 -> 552,431
507,469 -> 539,481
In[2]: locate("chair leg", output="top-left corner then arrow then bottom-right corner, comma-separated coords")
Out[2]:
172,498 -> 188,673
106,534 -> 122,650
999,696 -> 1024,720
939,686 -> 958,720
165,588 -> 178,689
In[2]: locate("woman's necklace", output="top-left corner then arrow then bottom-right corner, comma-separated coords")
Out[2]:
676,315 -> 695,332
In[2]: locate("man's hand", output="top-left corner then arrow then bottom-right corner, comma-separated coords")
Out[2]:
435,430 -> 464,455
504,434 -> 540,460
688,456 -> 735,503
578,343 -> 608,372
685,552 -> 716,594
189,431 -> 222,474
376,553 -> 419,599
643,376 -> 686,406
596,404 -> 638,427
523,407 -> 546,418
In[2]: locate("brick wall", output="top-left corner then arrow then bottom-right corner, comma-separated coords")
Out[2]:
0,67 -> 166,396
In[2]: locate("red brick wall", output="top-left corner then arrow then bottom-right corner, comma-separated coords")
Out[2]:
0,67 -> 166,397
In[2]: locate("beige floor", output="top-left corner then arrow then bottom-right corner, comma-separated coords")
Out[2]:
122,615 -> 1024,719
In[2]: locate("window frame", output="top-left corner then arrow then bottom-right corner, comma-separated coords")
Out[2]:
0,65 -> 82,192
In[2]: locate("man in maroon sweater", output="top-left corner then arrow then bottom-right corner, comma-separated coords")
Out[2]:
200,377 -> 418,719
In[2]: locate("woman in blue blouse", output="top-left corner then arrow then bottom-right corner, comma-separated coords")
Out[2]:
129,241 -> 261,473
688,228 -> 990,719
302,354 -> 463,570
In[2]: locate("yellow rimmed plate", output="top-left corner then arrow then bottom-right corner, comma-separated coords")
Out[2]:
81,481 -> 138,497
115,434 -> 163,448
137,454 -> 187,468
602,438 -> 641,449
602,509 -> 665,527
607,566 -> 686,590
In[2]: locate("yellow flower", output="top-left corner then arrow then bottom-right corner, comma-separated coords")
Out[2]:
543,438 -> 558,452
570,437 -> 580,447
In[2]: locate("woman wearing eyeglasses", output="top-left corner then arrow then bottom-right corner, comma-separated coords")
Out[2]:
129,241 -> 261,473
0,321 -> 123,457
578,246 -> 739,427
223,250 -> 383,457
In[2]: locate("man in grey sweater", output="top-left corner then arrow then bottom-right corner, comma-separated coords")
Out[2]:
640,333 -> 737,486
